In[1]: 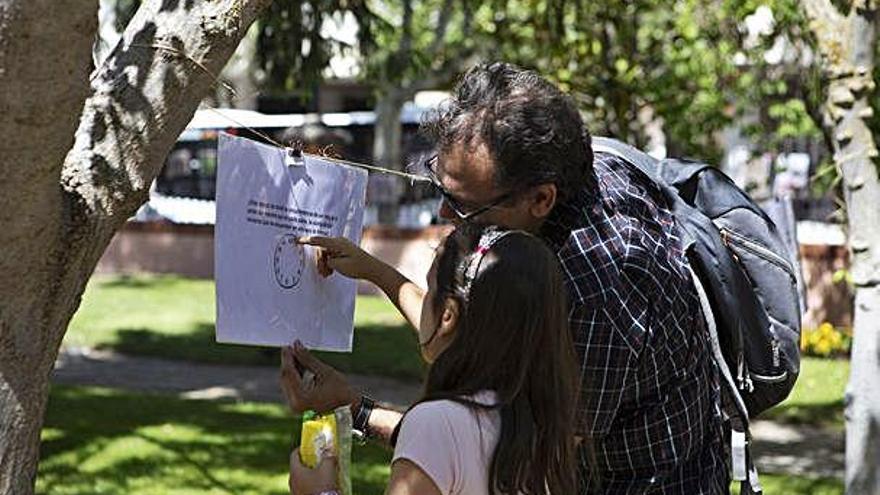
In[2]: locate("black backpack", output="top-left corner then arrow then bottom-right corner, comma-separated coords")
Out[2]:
592,138 -> 804,494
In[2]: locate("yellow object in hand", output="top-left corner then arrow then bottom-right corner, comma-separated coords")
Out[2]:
300,411 -> 337,469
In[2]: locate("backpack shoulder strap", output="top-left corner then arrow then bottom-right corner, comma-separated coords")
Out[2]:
688,264 -> 748,419
592,137 -> 660,177
689,264 -> 763,495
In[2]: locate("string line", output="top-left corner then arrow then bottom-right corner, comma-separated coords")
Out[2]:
131,42 -> 431,184
204,107 -> 431,183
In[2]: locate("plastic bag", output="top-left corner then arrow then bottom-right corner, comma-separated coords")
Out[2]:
300,406 -> 352,495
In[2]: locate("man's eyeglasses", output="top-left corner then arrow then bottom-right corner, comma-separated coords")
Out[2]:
422,154 -> 518,222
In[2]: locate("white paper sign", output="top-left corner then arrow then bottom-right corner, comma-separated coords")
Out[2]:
215,133 -> 368,351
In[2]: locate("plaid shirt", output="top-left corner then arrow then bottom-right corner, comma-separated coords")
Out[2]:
541,152 -> 728,494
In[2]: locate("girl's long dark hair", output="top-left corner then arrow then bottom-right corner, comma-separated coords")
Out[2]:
398,223 -> 579,494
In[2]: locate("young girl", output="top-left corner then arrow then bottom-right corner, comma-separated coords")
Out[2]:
284,224 -> 579,495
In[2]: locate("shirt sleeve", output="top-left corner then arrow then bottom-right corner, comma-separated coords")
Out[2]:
569,300 -> 640,437
559,214 -> 653,438
391,402 -> 463,494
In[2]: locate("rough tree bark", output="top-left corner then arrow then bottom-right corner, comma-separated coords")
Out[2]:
0,0 -> 270,492
802,1 -> 879,493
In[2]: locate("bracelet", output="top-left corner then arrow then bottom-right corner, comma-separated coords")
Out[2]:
351,395 -> 375,439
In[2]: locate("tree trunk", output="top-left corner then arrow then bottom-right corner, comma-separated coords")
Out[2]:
0,0 -> 269,492
0,2 -> 98,491
372,88 -> 405,223
803,2 -> 880,493
373,88 -> 405,172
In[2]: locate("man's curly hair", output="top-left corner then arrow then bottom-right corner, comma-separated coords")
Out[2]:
422,62 -> 594,202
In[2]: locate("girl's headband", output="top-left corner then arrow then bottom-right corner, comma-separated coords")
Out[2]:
456,228 -> 517,300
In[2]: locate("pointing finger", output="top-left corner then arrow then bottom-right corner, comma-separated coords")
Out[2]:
297,236 -> 335,248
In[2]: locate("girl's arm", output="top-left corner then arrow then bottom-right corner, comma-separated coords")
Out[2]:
288,454 -> 441,495
385,459 -> 442,495
297,236 -> 424,332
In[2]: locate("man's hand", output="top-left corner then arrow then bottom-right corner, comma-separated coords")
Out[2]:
280,340 -> 359,414
297,236 -> 380,281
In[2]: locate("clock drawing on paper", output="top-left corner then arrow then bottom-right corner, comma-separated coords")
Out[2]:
272,234 -> 305,289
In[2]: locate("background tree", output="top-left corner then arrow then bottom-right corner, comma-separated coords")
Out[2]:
360,0 -> 482,220
257,0 -> 490,221
488,0 -> 739,162
0,1 -> 273,491
799,1 -> 879,492
257,0 -> 375,101
711,2 -> 878,489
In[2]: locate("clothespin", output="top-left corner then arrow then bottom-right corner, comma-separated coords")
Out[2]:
284,145 -> 304,167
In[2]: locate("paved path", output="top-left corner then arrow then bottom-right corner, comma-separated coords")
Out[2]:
52,347 -> 843,480
749,419 -> 844,480
53,347 -> 422,407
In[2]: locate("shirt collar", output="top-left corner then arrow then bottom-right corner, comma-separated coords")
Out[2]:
540,169 -> 599,252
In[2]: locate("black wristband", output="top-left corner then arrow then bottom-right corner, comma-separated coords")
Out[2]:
352,395 -> 375,438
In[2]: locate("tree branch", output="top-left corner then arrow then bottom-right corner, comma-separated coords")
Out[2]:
60,0 -> 271,226
398,0 -> 414,62
803,0 -> 849,69
402,53 -> 477,98
462,0 -> 474,40
804,0 -> 845,26
427,0 -> 456,59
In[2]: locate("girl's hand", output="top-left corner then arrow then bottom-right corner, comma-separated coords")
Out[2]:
297,236 -> 378,281
280,341 -> 359,414
289,447 -> 338,495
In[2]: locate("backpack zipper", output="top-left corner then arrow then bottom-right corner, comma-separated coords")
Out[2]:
720,226 -> 799,379
718,227 -> 797,285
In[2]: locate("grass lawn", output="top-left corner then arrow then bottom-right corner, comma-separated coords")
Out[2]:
40,385 -> 842,495
761,356 -> 850,428
64,274 -> 425,382
65,275 -> 849,427
39,385 -> 391,495
730,474 -> 842,495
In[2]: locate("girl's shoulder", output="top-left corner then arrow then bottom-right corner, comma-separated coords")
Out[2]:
406,391 -> 499,425
393,391 -> 500,495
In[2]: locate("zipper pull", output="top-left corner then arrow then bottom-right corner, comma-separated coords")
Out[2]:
719,228 -> 741,263
740,357 -> 755,392
737,353 -> 746,390
772,340 -> 781,368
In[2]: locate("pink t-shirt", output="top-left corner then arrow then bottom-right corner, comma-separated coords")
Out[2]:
392,391 -> 501,495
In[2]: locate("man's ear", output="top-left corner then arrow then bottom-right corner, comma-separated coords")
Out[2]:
437,297 -> 461,339
528,183 -> 558,219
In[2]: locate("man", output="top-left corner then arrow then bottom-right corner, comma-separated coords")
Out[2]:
285,62 -> 728,493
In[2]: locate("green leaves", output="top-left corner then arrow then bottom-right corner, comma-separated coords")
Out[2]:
768,98 -> 820,140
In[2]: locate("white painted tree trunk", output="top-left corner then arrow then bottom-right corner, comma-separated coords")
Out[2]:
372,88 -> 405,223
803,1 -> 880,493
0,0 -> 269,492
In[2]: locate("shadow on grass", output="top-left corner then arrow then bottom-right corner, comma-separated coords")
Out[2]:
105,323 -> 279,366
39,386 -> 390,495
101,322 -> 426,382
98,273 -> 183,289
762,398 -> 846,427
